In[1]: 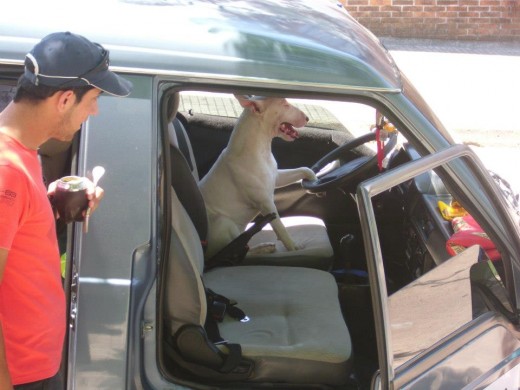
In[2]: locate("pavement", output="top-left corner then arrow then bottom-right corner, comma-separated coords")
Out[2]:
380,37 -> 520,191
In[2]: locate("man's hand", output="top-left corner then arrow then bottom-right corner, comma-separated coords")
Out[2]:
47,178 -> 105,220
84,179 -> 105,217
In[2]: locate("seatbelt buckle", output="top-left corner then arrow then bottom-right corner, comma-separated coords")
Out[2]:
211,301 -> 227,322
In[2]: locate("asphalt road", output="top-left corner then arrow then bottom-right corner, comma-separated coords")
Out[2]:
382,38 -> 520,191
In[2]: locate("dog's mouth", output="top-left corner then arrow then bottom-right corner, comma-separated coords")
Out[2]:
279,122 -> 299,140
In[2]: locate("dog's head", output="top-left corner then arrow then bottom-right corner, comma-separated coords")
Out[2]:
235,95 -> 308,142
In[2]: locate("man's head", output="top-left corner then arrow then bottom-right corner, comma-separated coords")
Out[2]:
5,32 -> 133,146
15,31 -> 132,103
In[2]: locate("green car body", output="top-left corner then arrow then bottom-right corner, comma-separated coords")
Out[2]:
1,0 -> 519,389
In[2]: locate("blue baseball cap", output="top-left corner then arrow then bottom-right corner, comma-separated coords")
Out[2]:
23,31 -> 132,97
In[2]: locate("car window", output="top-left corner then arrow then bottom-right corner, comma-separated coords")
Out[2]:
174,91 -> 387,182
178,91 -> 375,135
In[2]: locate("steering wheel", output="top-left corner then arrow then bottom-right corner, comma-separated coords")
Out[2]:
302,131 -> 397,193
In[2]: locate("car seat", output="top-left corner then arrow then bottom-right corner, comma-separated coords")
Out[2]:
162,141 -> 353,384
167,95 -> 335,270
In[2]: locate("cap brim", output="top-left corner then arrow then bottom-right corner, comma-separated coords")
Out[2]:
88,70 -> 133,97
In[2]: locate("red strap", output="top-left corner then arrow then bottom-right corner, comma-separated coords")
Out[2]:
376,126 -> 384,172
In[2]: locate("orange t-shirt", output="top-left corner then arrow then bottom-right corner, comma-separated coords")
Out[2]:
0,132 -> 65,385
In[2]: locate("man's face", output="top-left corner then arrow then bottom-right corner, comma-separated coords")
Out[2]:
52,88 -> 102,141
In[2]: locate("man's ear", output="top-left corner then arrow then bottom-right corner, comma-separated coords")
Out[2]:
55,90 -> 76,112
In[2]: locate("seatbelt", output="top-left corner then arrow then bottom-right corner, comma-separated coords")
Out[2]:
172,119 -> 194,172
204,287 -> 248,372
206,288 -> 248,326
205,212 -> 276,271
170,287 -> 250,375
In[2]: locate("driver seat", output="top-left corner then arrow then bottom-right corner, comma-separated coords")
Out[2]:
168,106 -> 334,270
163,141 -> 353,385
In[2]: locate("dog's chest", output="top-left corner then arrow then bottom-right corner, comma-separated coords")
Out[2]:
234,151 -> 278,189
255,152 -> 277,180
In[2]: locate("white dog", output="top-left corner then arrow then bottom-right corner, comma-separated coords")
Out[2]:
199,95 -> 317,259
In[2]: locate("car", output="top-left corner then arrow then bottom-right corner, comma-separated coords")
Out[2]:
1,0 -> 520,389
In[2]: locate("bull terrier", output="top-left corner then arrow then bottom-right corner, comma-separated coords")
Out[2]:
199,95 -> 317,259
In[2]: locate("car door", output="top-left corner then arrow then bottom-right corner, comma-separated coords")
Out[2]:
356,144 -> 520,389
64,74 -> 157,389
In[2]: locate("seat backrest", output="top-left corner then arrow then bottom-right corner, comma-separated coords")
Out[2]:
168,117 -> 199,181
169,144 -> 208,243
164,145 -> 208,336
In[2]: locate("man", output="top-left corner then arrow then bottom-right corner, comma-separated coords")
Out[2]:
0,32 -> 132,389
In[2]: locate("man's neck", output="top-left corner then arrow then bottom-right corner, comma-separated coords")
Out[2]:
0,101 -> 51,150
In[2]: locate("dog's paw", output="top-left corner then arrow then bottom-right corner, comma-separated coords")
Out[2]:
249,242 -> 276,255
283,240 -> 300,251
302,168 -> 317,181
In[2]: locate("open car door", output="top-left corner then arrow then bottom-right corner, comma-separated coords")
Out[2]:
356,144 -> 520,389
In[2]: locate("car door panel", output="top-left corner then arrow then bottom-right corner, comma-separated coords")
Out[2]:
68,77 -> 155,389
356,144 -> 520,389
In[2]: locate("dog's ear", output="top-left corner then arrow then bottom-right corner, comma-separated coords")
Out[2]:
235,94 -> 253,107
235,94 -> 261,113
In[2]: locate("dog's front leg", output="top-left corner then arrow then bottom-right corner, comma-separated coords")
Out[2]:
275,168 -> 317,188
269,217 -> 298,251
258,198 -> 298,251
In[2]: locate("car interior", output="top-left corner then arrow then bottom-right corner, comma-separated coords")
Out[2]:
156,89 -> 508,388
0,81 -> 510,388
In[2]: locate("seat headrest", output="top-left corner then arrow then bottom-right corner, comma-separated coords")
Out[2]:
166,93 -> 180,123
170,117 -> 199,178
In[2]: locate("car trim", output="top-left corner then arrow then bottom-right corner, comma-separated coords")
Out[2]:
0,58 -> 403,94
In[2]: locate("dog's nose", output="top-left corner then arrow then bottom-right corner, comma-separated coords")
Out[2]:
305,116 -> 309,122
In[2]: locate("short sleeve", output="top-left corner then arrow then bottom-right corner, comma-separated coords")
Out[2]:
0,165 -> 27,250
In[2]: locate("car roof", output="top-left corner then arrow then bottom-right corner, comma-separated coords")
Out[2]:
0,0 -> 401,93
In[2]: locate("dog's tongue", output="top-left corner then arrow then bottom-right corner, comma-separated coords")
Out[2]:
280,122 -> 299,139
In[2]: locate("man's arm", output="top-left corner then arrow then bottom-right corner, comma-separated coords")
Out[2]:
0,249 -> 13,390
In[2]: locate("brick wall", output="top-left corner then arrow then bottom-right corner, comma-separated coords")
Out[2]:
340,0 -> 520,40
